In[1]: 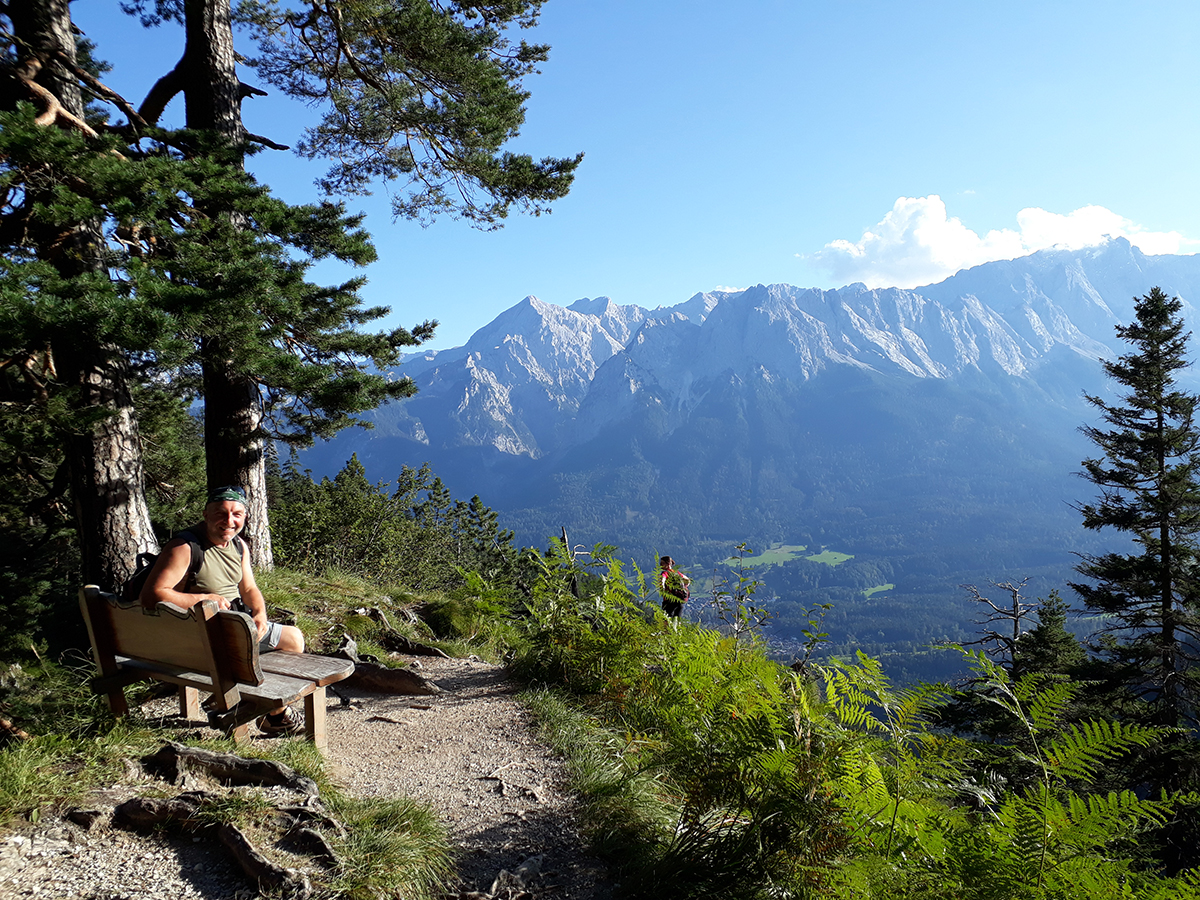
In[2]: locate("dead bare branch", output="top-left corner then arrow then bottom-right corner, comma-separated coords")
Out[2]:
247,132 -> 289,151
17,72 -> 99,136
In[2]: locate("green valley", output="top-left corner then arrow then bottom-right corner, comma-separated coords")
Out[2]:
721,543 -> 808,566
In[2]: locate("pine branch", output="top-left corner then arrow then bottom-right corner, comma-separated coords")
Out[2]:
49,47 -> 148,131
246,131 -> 289,151
138,59 -> 186,125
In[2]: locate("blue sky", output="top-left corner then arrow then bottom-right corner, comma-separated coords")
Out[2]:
73,0 -> 1200,350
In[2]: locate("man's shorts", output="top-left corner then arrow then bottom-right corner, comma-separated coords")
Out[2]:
230,598 -> 284,652
258,621 -> 284,652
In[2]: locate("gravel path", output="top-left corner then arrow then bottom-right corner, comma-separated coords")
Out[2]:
0,656 -> 614,900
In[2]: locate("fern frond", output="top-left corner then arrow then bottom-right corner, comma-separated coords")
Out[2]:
1058,789 -> 1172,848
833,748 -> 892,823
1017,675 -> 1079,733
976,682 -> 1025,724
1148,867 -> 1200,900
1044,719 -> 1160,782
890,680 -> 950,725
994,796 -> 1056,883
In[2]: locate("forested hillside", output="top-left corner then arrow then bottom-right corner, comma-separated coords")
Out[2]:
298,240 -> 1200,672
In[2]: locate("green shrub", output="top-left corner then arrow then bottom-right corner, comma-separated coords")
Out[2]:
511,542 -> 1200,899
270,457 -> 522,594
420,570 -> 518,650
513,543 -> 847,898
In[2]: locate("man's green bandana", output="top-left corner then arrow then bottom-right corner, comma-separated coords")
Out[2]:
207,486 -> 248,508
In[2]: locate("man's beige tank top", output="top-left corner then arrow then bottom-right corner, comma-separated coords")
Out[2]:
186,523 -> 244,600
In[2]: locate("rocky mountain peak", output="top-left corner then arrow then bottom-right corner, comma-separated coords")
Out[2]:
320,237 -> 1200,478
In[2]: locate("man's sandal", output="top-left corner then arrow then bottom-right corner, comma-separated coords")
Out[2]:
256,707 -> 304,736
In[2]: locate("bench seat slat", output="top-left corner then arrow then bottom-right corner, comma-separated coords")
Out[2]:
111,654 -> 215,687
111,656 -> 321,707
257,652 -> 354,686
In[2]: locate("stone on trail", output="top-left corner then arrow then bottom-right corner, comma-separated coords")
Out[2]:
334,634 -> 443,694
344,660 -> 441,695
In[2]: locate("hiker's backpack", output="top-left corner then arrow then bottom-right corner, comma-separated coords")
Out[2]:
663,568 -> 689,602
120,529 -> 244,605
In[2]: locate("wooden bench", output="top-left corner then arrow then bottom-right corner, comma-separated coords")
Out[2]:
79,585 -> 354,750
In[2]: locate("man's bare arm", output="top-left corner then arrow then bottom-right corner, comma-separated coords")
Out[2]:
140,541 -> 232,610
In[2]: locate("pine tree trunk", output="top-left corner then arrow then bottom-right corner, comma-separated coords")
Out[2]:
1156,398 -> 1178,727
64,356 -> 158,590
181,0 -> 244,141
202,344 -> 274,567
10,0 -> 157,589
183,0 -> 274,568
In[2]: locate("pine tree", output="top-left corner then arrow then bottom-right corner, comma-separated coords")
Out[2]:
127,144 -> 432,566
133,382 -> 206,539
1071,286 -> 1200,729
0,3 -> 160,590
237,0 -> 584,226
122,0 -> 582,566
1012,590 -> 1087,681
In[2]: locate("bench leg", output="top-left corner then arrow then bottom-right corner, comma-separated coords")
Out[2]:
230,722 -> 251,744
304,687 -> 327,751
105,689 -> 130,718
179,686 -> 200,721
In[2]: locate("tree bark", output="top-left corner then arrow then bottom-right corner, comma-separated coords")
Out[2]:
63,355 -> 158,590
181,0 -> 245,143
182,0 -> 274,568
9,0 -> 157,589
202,343 -> 273,564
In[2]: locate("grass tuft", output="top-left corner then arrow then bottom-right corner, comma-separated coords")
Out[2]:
0,722 -> 167,826
522,688 -> 677,866
325,794 -> 455,900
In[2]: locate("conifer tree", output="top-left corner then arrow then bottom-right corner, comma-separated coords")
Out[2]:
1071,286 -> 1200,729
123,0 -> 582,566
0,7 -> 408,598
1012,591 -> 1086,681
128,141 -> 433,565
0,2 -> 158,591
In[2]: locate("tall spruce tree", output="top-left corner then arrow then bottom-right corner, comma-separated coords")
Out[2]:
1071,286 -> 1200,729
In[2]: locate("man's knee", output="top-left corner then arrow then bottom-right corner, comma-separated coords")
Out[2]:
277,625 -> 305,653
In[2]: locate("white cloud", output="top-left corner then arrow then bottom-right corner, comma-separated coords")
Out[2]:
809,196 -> 1198,289
711,285 -> 746,294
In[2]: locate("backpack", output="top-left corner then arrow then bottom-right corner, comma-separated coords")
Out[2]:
121,529 -> 244,605
662,567 -> 689,602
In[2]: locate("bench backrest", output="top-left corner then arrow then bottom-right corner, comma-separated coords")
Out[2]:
79,586 -> 264,689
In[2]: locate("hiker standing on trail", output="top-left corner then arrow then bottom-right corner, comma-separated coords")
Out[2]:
658,556 -> 691,618
140,485 -> 306,735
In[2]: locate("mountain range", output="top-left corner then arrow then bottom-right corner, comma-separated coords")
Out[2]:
301,238 -> 1200,675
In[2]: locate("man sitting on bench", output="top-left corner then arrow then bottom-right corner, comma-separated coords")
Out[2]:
140,485 -> 306,736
